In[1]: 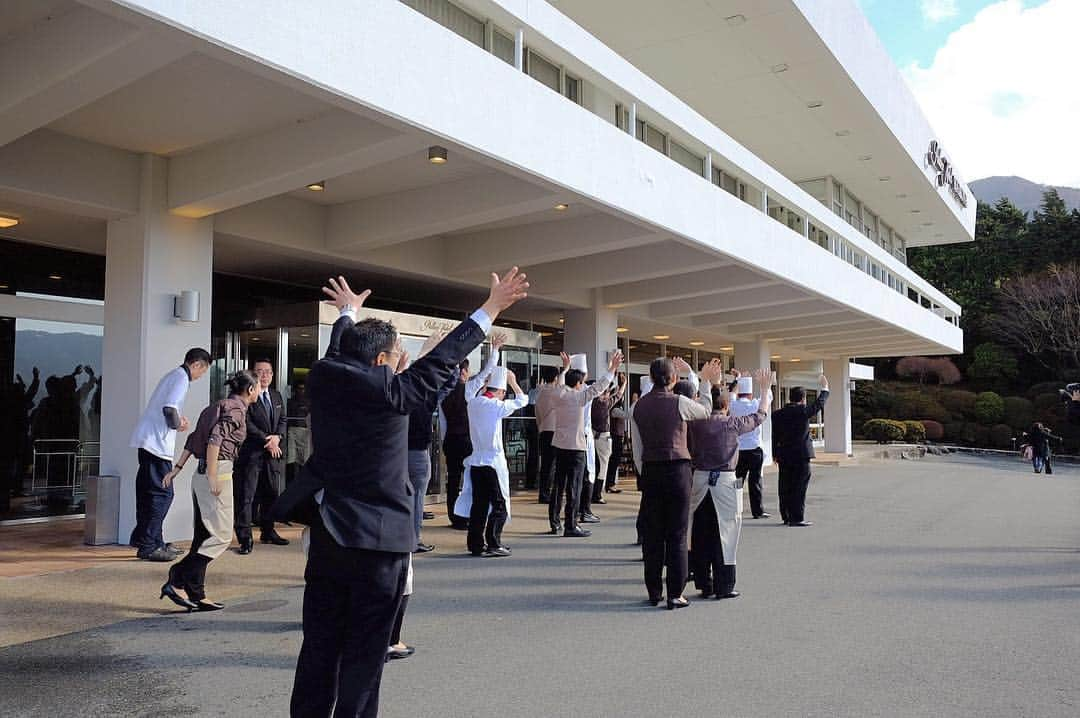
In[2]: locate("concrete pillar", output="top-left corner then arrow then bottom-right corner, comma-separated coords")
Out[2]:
100,154 -> 213,544
734,339 -> 773,464
823,358 -> 852,456
563,290 -> 618,381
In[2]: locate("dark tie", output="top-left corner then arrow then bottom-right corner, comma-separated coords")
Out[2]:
262,391 -> 272,416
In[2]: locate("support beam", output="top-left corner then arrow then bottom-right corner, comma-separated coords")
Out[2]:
823,358 -> 852,456
648,284 -> 809,319
0,129 -> 140,218
692,299 -> 840,328
169,111 -> 420,217
563,291 -> 618,385
327,172 -> 556,250
444,214 -> 659,277
727,311 -> 860,336
523,241 -> 727,298
776,324 -> 891,343
0,5 -> 189,147
603,266 -> 773,307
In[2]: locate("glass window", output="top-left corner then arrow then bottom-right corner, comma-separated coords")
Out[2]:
798,178 -> 827,202
564,74 -> 581,104
641,121 -> 666,153
400,0 -> 485,48
526,50 -> 560,93
492,27 -> 515,65
669,140 -> 704,175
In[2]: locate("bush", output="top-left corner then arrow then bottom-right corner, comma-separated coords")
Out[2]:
973,425 -> 991,448
896,356 -> 962,385
891,395 -> 951,423
967,343 -> 1018,385
1002,396 -> 1034,431
921,419 -> 944,441
973,391 -> 1005,424
959,422 -> 978,445
902,420 -> 927,443
1027,381 -> 1064,399
862,419 -> 907,443
941,390 -> 977,419
1033,392 -> 1061,414
989,424 -> 1015,449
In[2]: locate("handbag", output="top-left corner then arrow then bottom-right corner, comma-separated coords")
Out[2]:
1020,444 -> 1033,461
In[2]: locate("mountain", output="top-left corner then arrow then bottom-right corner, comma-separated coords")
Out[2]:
969,176 -> 1080,216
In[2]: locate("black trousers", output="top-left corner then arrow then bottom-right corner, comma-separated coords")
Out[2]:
169,495 -> 213,602
291,520 -> 408,718
580,468 -> 595,516
443,434 -> 472,526
537,431 -> 555,503
550,448 -> 585,531
234,457 -> 280,542
690,498 -> 735,596
525,422 -> 539,489
130,449 -> 173,552
735,447 -> 766,517
467,465 -> 508,553
777,461 -> 812,524
389,595 -> 409,647
639,460 -> 692,601
605,434 -> 625,489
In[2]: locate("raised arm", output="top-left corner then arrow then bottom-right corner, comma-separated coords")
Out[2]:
802,374 -> 830,418
574,351 -> 624,406
467,333 -> 504,398
501,370 -> 530,417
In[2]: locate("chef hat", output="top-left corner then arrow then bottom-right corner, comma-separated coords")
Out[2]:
640,376 -> 653,394
569,354 -> 588,373
486,366 -> 508,391
737,376 -> 754,394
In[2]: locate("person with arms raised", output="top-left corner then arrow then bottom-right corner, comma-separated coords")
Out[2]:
771,375 -> 829,527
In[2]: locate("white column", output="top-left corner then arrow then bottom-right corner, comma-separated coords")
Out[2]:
514,28 -> 525,72
823,358 -> 852,456
628,102 -> 637,138
563,290 -> 618,381
734,339 -> 773,464
100,154 -> 213,544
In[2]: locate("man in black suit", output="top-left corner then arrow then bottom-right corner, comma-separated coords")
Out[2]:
290,269 -> 529,718
234,358 -> 289,553
770,374 -> 829,527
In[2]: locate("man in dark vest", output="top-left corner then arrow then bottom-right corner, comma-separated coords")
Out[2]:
771,375 -> 829,527
631,357 -> 720,609
290,269 -> 528,718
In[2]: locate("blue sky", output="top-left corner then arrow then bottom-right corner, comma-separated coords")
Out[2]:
857,0 -> 1078,186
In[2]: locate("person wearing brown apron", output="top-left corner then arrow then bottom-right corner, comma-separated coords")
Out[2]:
159,370 -> 260,612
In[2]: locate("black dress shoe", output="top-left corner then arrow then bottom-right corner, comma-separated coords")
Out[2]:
538,496 -> 550,504
160,582 -> 197,611
580,514 -> 600,524
238,540 -> 253,555
413,543 -> 435,553
260,532 -> 290,546
594,497 -> 607,504
139,547 -> 177,562
666,597 -> 691,610
195,599 -> 225,611
548,525 -> 562,535
646,597 -> 663,606
788,520 -> 813,527
563,527 -> 592,538
606,487 -> 623,494
752,513 -> 771,519
422,511 -> 435,520
386,645 -> 415,661
713,591 -> 741,600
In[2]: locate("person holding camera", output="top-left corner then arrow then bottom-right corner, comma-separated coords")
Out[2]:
1023,422 -> 1062,475
1065,386 -> 1080,426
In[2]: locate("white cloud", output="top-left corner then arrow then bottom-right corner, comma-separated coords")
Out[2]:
921,0 -> 959,23
903,0 -> 1080,187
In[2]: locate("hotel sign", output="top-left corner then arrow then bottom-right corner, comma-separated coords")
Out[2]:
925,140 -> 968,208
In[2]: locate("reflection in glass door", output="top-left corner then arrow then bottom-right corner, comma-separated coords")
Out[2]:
283,326 -> 318,484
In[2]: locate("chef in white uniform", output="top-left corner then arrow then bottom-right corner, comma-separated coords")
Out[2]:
454,353 -> 528,557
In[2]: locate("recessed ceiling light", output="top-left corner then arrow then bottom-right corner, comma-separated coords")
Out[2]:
770,354 -> 781,359
558,317 -> 564,324
652,334 -> 670,340
306,181 -> 325,191
878,176 -> 891,182
0,283 -> 9,289
770,63 -> 789,73
720,346 -> 734,351
300,333 -> 311,338
251,337 -> 261,342
616,326 -> 629,333
790,358 -> 801,362
834,130 -> 851,137
806,100 -> 823,109
47,273 -> 63,280
554,203 -> 569,211
428,145 -> 448,164
858,155 -> 873,161
539,331 -> 553,337
725,14 -> 746,26
689,341 -> 705,347
0,215 -> 19,228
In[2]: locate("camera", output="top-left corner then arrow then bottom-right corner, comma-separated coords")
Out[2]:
1059,383 -> 1080,403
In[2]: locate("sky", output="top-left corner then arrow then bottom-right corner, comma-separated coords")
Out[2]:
859,0 -> 1080,188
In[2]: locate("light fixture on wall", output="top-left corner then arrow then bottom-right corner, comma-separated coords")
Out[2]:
0,215 -> 19,228
428,146 -> 448,164
306,180 -> 325,191
616,326 -> 628,333
790,358 -> 802,362
173,290 -> 200,322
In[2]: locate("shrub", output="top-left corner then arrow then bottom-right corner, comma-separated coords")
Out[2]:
1027,381 -> 1063,399
921,419 -> 944,441
989,424 -> 1015,449
1002,396 -> 1034,431
891,395 -> 951,423
1033,392 -> 1061,414
862,419 -> 907,443
973,425 -> 991,448
959,422 -> 979,445
896,356 -> 962,385
966,343 -> 1019,385
902,420 -> 927,443
941,390 -> 977,418
973,391 -> 1005,424
943,421 -> 965,441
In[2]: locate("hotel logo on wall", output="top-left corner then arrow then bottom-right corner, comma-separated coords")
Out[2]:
925,140 -> 968,208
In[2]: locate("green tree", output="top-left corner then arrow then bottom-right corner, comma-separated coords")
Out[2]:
973,391 -> 1005,424
966,342 -> 1018,385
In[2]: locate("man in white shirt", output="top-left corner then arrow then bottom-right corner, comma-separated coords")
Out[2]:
455,356 -> 528,557
728,369 -> 772,519
128,348 -> 210,561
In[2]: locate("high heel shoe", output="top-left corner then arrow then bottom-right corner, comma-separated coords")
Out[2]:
195,599 -> 224,612
666,597 -> 691,610
160,582 -> 197,611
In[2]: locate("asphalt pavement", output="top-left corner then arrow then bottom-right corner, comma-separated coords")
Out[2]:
2,454 -> 1079,717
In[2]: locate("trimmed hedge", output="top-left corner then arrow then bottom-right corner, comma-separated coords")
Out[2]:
941,390 -> 977,419
921,419 -> 944,441
973,392 -> 1005,425
902,420 -> 927,443
1002,396 -> 1034,431
863,419 -> 907,443
989,424 -> 1014,449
